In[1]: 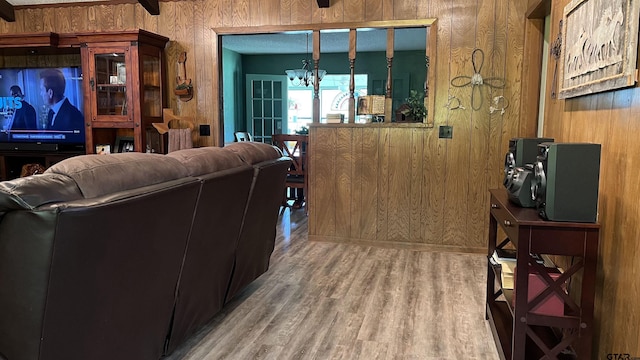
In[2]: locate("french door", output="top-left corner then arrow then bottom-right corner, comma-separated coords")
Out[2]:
245,75 -> 287,143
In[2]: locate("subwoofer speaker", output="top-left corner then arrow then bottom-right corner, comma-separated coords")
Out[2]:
504,137 -> 554,188
532,142 -> 601,222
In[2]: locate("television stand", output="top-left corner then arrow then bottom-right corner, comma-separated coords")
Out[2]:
0,150 -> 83,180
0,143 -> 61,152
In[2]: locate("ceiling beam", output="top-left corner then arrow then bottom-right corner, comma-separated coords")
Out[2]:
0,0 -> 15,22
316,0 -> 329,8
138,0 -> 159,15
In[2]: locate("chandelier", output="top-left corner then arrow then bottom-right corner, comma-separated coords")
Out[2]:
285,33 -> 327,87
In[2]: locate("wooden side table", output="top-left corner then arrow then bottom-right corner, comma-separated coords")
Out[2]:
486,188 -> 599,360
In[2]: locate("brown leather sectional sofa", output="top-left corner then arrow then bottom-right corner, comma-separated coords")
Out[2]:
0,142 -> 290,360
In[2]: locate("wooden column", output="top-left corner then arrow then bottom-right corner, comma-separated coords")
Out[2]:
312,30 -> 321,123
425,21 -> 437,127
213,31 -> 223,145
423,28 -> 429,125
384,28 -> 394,121
348,29 -> 356,123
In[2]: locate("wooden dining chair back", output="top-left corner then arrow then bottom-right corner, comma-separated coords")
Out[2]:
272,134 -> 308,209
234,131 -> 253,142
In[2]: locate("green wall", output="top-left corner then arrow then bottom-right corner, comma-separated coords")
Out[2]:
242,50 -> 426,92
222,50 -> 427,136
222,48 -> 243,144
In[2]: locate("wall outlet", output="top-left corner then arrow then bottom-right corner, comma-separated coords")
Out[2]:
199,124 -> 210,136
439,125 -> 453,139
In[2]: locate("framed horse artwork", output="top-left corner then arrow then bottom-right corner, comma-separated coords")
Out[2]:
558,0 -> 640,99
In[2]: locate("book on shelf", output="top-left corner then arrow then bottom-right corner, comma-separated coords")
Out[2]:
490,249 -> 516,290
500,261 -> 516,289
491,249 -> 551,267
493,248 -> 516,262
325,113 -> 344,123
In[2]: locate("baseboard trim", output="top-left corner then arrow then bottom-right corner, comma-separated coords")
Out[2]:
308,235 -> 486,254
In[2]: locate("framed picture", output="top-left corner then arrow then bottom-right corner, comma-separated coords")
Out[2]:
95,144 -> 111,155
116,63 -> 126,84
356,95 -> 385,115
558,0 -> 640,99
115,136 -> 135,153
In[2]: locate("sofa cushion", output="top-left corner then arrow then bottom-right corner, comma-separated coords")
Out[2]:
166,147 -> 246,177
225,142 -> 283,165
45,153 -> 188,199
0,173 -> 83,211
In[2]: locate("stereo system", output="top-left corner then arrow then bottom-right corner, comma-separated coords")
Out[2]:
502,138 -> 601,222
531,142 -> 601,222
504,138 -> 553,207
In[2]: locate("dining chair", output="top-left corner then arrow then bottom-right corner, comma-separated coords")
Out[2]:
271,134 -> 308,210
234,131 -> 253,142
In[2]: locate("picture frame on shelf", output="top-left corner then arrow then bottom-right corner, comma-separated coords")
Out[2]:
95,144 -> 111,155
115,136 -> 135,153
116,63 -> 126,84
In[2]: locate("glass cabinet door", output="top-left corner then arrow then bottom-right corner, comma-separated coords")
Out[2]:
94,52 -> 128,117
141,53 -> 162,117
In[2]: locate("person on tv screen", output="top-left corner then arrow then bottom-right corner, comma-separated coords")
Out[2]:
39,68 -> 84,141
8,85 -> 37,130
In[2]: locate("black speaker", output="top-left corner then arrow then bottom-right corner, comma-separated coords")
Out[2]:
532,142 -> 601,222
504,137 -> 554,188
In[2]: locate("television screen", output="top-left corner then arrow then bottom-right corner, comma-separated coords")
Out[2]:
0,67 -> 85,150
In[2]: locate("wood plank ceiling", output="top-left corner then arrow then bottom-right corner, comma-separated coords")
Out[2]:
0,0 -> 332,22
0,0 -> 159,21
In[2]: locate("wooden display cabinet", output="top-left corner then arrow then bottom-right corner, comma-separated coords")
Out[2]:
79,30 -> 168,153
486,188 -> 599,360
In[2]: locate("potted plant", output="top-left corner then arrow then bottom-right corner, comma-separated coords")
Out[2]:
175,81 -> 193,96
398,90 -> 427,122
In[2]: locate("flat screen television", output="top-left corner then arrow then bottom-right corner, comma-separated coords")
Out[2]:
0,67 -> 85,152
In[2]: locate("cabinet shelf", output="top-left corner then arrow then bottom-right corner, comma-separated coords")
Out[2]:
491,262 -> 584,324
487,299 -> 578,360
90,121 -> 134,128
486,188 -> 599,360
97,84 -> 126,88
487,299 -> 513,360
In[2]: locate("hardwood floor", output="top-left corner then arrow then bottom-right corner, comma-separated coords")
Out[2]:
164,208 -> 499,360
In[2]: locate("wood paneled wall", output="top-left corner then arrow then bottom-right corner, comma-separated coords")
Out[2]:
542,0 -> 640,357
0,0 -> 533,151
304,0 -> 531,255
309,123 -> 507,254
3,0 -> 636,356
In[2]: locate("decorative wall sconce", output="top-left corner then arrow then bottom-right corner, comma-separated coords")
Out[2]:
175,51 -> 193,101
